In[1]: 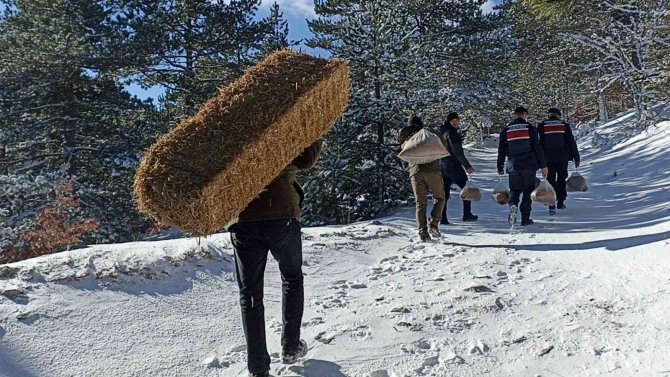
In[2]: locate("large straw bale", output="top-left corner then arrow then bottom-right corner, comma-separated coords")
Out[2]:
133,49 -> 351,235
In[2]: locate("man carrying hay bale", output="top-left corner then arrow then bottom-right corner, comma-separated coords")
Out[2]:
133,50 -> 351,377
229,140 -> 322,377
497,106 -> 548,226
439,112 -> 479,224
538,107 -> 581,215
399,115 -> 446,242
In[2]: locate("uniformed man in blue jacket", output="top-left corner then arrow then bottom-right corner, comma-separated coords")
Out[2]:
497,106 -> 548,226
538,108 -> 581,215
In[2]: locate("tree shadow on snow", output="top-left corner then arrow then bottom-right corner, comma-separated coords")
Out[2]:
285,359 -> 346,377
0,344 -> 41,377
448,230 -> 669,252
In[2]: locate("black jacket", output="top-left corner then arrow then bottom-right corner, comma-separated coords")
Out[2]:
497,118 -> 547,173
440,122 -> 472,171
538,117 -> 580,164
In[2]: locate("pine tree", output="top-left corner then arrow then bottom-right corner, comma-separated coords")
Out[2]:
522,0 -> 670,122
262,2 -> 297,55
305,0 -> 498,224
122,0 -> 270,117
0,0 -> 158,257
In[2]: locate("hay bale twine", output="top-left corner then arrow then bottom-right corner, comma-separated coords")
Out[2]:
133,49 -> 351,235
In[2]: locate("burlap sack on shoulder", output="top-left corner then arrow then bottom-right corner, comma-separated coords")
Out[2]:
398,129 -> 449,164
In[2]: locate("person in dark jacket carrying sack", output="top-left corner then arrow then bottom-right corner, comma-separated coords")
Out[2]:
228,140 -> 322,377
399,115 -> 446,242
538,107 -> 581,215
439,112 -> 478,224
497,106 -> 548,226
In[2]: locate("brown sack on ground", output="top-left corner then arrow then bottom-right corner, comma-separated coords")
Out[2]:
133,49 -> 351,235
567,172 -> 589,192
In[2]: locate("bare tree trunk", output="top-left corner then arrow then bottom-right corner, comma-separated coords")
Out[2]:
598,90 -> 608,123
0,144 -> 6,175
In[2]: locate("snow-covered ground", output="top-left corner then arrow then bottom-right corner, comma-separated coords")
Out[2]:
1,113 -> 669,377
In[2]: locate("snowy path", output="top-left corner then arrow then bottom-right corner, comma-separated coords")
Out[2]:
1,119 -> 669,377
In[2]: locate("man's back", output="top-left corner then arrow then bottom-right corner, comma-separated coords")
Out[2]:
238,140 -> 322,222
498,118 -> 545,173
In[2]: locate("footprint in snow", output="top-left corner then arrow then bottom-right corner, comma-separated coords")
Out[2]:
268,318 -> 282,334
302,317 -> 325,327
369,370 -> 391,377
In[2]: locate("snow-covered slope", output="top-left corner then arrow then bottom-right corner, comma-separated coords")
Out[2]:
1,113 -> 669,377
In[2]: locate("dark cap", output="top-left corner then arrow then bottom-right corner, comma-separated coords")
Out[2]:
547,107 -> 562,116
408,115 -> 423,128
514,106 -> 529,114
446,112 -> 460,123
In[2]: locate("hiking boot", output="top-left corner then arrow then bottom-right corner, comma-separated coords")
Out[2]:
557,202 -> 567,209
462,214 -> 479,222
440,219 -> 450,225
249,372 -> 270,377
508,205 -> 518,225
419,232 -> 432,242
521,219 -> 534,226
428,225 -> 441,238
282,339 -> 308,364
549,206 -> 556,216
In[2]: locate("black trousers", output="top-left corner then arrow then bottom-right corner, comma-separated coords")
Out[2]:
229,219 -> 304,374
441,166 -> 472,220
509,170 -> 536,221
547,161 -> 569,205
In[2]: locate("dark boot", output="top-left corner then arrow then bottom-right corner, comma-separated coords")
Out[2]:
557,202 -> 566,209
282,339 -> 308,364
249,372 -> 270,377
462,213 -> 478,222
521,218 -> 534,226
420,232 -> 432,242
428,224 -> 441,238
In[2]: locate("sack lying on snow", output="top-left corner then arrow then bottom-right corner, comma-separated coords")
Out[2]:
133,49 -> 351,235
531,179 -> 557,206
398,129 -> 449,164
567,171 -> 589,192
460,180 -> 482,201
492,179 -> 510,205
